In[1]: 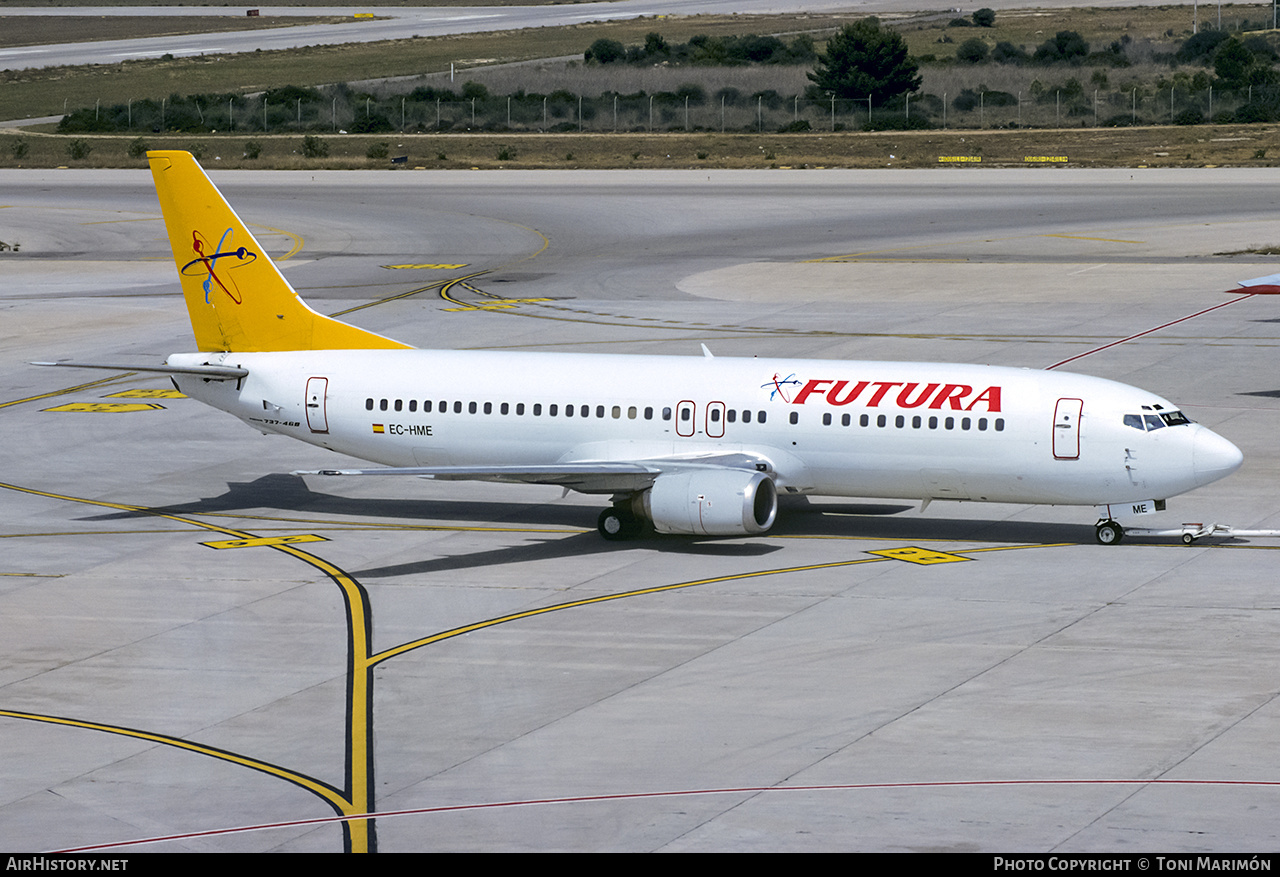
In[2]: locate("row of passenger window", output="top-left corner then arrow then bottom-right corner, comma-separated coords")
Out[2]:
364,396 -> 1002,433
820,411 -> 1005,431
367,397 -> 772,424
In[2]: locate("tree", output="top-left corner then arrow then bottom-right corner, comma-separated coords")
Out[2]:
957,38 -> 989,64
643,32 -> 669,57
1034,30 -> 1089,64
1214,37 -> 1257,88
972,8 -> 996,27
807,19 -> 921,105
992,41 -> 1030,64
585,38 -> 625,64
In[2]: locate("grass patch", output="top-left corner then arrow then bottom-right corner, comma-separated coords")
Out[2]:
0,15 -> 348,50
4,125 -> 1278,170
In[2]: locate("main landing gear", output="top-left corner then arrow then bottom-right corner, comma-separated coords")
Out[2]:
598,505 -> 643,541
1095,520 -> 1125,545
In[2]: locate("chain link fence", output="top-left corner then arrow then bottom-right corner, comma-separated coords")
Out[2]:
58,86 -> 1280,135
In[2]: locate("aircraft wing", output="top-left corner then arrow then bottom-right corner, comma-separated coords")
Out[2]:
294,452 -> 773,495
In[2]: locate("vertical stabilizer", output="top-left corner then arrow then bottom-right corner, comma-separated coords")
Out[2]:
148,150 -> 410,352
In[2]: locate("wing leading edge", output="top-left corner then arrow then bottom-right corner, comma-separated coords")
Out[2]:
294,452 -> 774,496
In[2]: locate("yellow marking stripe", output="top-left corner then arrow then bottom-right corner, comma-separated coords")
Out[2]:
383,263 -> 468,270
202,534 -> 328,549
0,709 -> 346,803
371,556 -> 888,666
0,480 -> 373,851
939,156 -> 981,162
43,402 -> 165,413
0,373 -> 137,409
1025,156 -> 1068,162
866,546 -> 970,564
250,222 -> 304,261
106,388 -> 185,398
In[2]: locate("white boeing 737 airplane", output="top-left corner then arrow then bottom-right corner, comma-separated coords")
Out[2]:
40,152 -> 1244,543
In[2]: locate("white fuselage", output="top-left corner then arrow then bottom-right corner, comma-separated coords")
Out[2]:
168,349 -> 1243,509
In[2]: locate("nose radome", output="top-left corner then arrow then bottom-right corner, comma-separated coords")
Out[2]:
1194,428 -> 1244,483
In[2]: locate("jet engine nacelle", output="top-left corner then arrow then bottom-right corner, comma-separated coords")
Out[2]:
639,469 -> 778,536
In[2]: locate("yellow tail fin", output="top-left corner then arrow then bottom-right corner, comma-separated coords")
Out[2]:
148,150 -> 410,352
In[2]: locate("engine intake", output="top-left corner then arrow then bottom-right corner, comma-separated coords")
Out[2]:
639,470 -> 778,536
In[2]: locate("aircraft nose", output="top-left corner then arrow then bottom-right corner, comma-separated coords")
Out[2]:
1193,427 -> 1244,484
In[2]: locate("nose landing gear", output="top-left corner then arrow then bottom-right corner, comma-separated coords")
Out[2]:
1095,520 -> 1125,545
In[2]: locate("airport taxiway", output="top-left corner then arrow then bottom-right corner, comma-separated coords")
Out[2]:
1,167 -> 1278,851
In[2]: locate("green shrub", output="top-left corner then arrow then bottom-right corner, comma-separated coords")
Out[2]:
302,135 -> 328,158
585,38 -> 626,64
66,139 -> 92,160
957,38 -> 989,64
243,140 -> 263,159
127,137 -> 149,159
366,141 -> 389,159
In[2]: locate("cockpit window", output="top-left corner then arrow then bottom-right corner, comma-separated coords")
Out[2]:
1124,414 -> 1144,430
1161,410 -> 1191,426
1143,414 -> 1166,431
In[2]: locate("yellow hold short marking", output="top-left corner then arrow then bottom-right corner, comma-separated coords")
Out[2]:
202,534 -> 329,549
43,402 -> 165,413
106,388 -> 186,398
382,263 -> 468,270
866,546 -> 971,565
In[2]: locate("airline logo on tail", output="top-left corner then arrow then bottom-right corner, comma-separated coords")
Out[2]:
180,228 -> 257,305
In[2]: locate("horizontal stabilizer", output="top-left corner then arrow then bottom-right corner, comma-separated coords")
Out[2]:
1236,272 -> 1280,292
32,361 -> 248,380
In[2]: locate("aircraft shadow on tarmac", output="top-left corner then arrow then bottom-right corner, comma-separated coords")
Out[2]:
72,474 -> 1104,576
